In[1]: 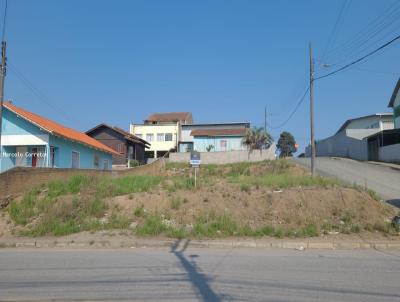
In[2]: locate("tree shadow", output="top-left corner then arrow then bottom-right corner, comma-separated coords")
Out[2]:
170,239 -> 221,302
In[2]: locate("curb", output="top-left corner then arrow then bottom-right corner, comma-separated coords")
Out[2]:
1,239 -> 400,250
367,161 -> 400,171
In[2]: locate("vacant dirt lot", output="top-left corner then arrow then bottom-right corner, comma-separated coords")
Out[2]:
0,160 -> 398,238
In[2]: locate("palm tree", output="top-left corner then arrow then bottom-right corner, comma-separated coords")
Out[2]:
242,127 -> 273,156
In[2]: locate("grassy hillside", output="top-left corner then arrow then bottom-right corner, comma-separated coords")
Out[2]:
2,160 -> 398,238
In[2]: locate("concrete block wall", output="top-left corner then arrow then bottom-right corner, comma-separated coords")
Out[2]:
168,145 -> 276,164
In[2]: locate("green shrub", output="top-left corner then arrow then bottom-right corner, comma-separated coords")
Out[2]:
129,160 -> 140,167
301,224 -> 319,237
193,214 -> 238,237
86,198 -> 107,217
8,190 -> 38,225
134,205 -> 146,217
136,215 -> 166,236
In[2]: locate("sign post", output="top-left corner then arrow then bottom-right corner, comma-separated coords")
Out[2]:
189,151 -> 201,188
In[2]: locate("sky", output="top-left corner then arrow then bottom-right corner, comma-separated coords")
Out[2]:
3,0 -> 400,153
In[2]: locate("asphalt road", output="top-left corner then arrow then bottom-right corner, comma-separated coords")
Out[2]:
293,157 -> 400,206
1,245 -> 400,302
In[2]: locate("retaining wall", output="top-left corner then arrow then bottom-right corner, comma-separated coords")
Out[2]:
0,158 -> 165,200
168,145 -> 276,164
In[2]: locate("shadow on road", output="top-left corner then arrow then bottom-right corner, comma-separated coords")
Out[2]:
386,199 -> 400,208
170,239 -> 221,302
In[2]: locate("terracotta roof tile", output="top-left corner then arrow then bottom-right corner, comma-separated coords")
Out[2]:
3,102 -> 118,155
191,128 -> 246,137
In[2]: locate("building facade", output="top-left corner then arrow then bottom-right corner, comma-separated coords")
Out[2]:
178,122 -> 250,152
365,78 -> 400,163
86,124 -> 150,166
388,78 -> 400,128
130,112 -> 192,158
0,102 -> 115,173
305,113 -> 394,161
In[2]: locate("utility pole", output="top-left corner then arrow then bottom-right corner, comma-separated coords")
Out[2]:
309,43 -> 316,176
0,41 -> 6,164
264,106 -> 267,132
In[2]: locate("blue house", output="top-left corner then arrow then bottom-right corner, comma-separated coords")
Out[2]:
191,128 -> 248,152
0,102 -> 116,173
178,123 -> 250,152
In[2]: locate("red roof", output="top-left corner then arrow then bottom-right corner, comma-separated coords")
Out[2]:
3,102 -> 118,155
191,128 -> 246,137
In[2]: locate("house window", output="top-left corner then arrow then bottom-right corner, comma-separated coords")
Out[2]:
94,154 -> 100,169
220,140 -> 227,150
146,134 -> 154,142
115,143 -> 125,154
157,133 -> 164,141
165,133 -> 173,141
72,151 -> 80,169
103,159 -> 109,170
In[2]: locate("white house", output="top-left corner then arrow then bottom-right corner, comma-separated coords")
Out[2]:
366,78 -> 400,163
130,112 -> 192,159
305,113 -> 394,161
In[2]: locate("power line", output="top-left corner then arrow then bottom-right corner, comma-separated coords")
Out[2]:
8,62 -> 82,125
323,1 -> 400,62
325,12 -> 400,68
315,34 -> 400,80
266,86 -> 310,129
320,0 -> 351,63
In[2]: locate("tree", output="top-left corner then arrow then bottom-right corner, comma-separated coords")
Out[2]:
242,127 -> 273,155
206,145 -> 214,152
277,131 -> 297,158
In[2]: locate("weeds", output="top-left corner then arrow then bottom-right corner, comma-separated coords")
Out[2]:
136,215 -> 166,236
96,175 -> 162,197
229,173 -> 339,189
240,184 -> 251,193
134,205 -> 146,217
170,197 -> 182,210
164,176 -> 195,192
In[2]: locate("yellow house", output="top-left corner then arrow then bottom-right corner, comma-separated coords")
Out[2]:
130,112 -> 193,159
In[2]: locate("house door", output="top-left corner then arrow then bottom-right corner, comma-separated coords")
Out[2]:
368,139 -> 379,161
31,147 -> 38,167
72,151 -> 80,169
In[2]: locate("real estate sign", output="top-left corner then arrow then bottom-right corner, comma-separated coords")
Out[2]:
189,151 -> 201,167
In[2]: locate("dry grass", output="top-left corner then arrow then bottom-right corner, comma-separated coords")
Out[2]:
4,160 -> 398,238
